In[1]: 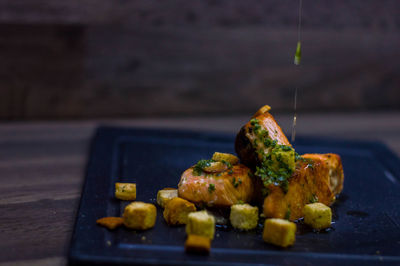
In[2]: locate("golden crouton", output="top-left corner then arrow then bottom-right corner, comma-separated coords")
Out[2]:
303,203 -> 332,229
123,202 -> 156,230
186,210 -> 215,239
185,234 -> 211,254
263,218 -> 296,248
96,217 -> 124,230
211,152 -> 239,165
163,197 -> 196,225
157,188 -> 178,208
230,203 -> 259,230
115,182 -> 136,200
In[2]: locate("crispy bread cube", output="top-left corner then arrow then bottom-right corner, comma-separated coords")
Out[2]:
115,182 -> 136,200
230,203 -> 259,230
157,188 -> 178,208
212,152 -> 239,165
96,217 -> 124,230
185,234 -> 211,254
263,218 -> 296,248
163,197 -> 196,225
186,210 -> 215,239
303,203 -> 332,229
123,202 -> 156,230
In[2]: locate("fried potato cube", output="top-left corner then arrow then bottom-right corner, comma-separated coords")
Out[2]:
123,202 -> 156,230
163,197 -> 196,225
186,210 -> 215,239
303,203 -> 332,229
230,203 -> 259,230
96,217 -> 124,230
211,152 -> 239,165
157,188 -> 178,208
263,218 -> 296,248
185,234 -> 211,254
115,182 -> 136,201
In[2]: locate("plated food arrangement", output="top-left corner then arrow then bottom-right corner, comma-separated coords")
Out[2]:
97,105 -> 344,253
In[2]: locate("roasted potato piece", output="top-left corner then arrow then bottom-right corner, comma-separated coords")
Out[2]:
163,197 -> 196,225
96,217 -> 124,230
230,203 -> 259,230
186,210 -> 215,239
263,218 -> 296,248
185,234 -> 211,254
303,203 -> 332,229
211,152 -> 239,165
203,161 -> 228,173
157,188 -> 178,208
123,202 -> 156,230
115,182 -> 136,201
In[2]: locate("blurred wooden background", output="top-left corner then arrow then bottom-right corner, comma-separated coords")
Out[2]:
0,0 -> 399,120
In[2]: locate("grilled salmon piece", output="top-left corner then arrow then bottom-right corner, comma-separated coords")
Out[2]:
302,153 -> 344,195
178,164 -> 254,207
235,105 -> 344,221
263,153 -> 344,221
235,111 -> 291,169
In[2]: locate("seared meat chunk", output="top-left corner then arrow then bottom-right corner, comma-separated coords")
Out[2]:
178,163 -> 254,207
263,153 -> 343,220
235,106 -> 344,221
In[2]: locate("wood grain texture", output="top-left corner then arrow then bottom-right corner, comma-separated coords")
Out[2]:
0,0 -> 399,119
0,112 -> 399,265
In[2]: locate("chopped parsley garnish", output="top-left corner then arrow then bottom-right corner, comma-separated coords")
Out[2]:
221,160 -> 233,169
232,177 -> 242,188
310,193 -> 318,203
208,183 -> 215,193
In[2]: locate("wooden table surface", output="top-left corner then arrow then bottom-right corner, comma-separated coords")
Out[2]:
1,112 -> 400,266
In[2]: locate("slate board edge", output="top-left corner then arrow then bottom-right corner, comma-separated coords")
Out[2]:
68,126 -> 400,265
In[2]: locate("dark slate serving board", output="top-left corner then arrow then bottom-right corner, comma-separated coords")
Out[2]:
69,127 -> 400,265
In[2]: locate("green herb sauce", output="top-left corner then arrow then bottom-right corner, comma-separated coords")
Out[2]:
250,118 -> 297,193
193,159 -> 215,176
310,193 -> 318,203
231,177 -> 242,188
208,183 -> 215,193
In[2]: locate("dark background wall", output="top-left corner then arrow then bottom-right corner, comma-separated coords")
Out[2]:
0,0 -> 399,120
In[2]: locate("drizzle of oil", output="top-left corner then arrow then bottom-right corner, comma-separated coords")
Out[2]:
291,87 -> 298,143
291,0 -> 303,143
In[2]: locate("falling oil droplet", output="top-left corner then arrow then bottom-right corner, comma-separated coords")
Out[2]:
291,0 -> 302,143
